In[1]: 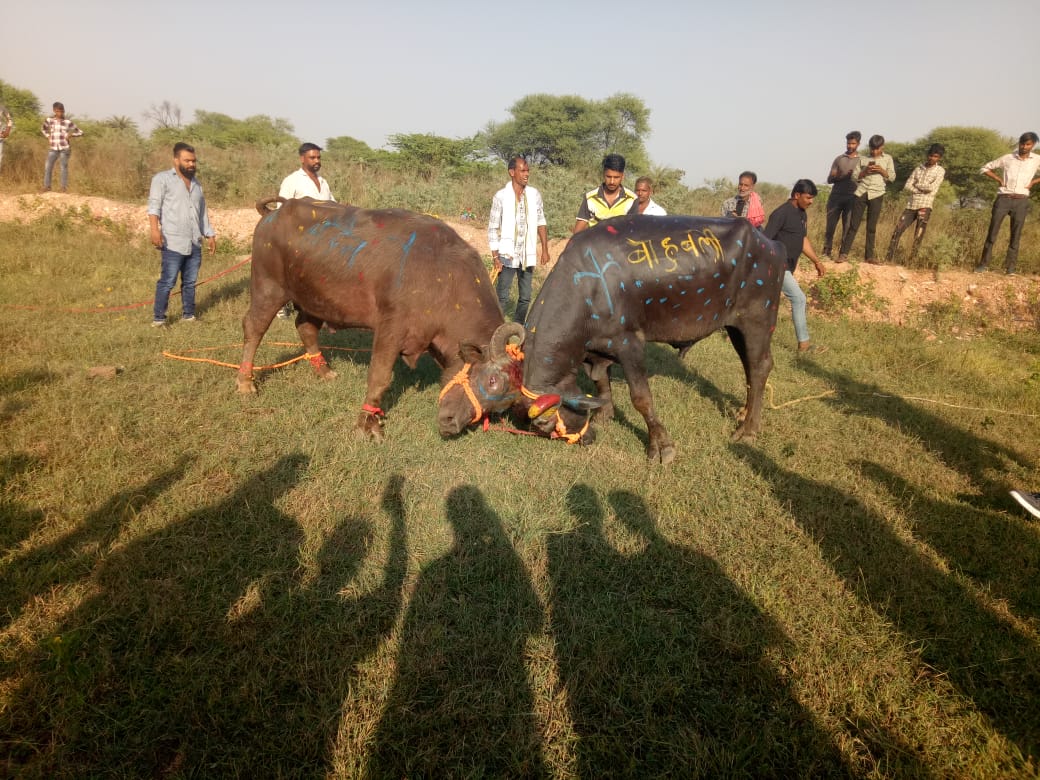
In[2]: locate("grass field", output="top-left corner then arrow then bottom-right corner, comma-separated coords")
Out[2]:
2,213 -> 1040,778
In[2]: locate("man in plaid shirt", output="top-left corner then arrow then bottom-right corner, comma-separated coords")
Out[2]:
885,143 -> 945,264
41,101 -> 83,192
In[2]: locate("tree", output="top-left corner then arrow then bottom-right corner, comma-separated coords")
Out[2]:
102,115 -> 138,132
386,132 -> 485,178
0,80 -> 42,120
888,127 -> 1013,206
178,111 -> 296,149
325,135 -> 391,165
481,93 -> 651,171
143,100 -> 182,131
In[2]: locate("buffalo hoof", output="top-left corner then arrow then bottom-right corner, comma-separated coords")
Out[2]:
236,376 -> 257,394
356,412 -> 386,442
647,441 -> 676,465
317,367 -> 339,381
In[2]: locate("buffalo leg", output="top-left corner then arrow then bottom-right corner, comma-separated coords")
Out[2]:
355,332 -> 398,442
296,312 -> 338,382
615,344 -> 675,464
237,300 -> 285,393
584,357 -> 616,421
727,324 -> 773,441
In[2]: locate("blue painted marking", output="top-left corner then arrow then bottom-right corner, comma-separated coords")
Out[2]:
623,337 -> 629,345
704,298 -> 712,305
680,290 -> 687,295
634,279 -> 643,288
659,297 -> 667,304
607,339 -> 612,348
645,298 -> 653,305
753,263 -> 758,269
697,287 -> 705,294
740,281 -> 746,288
697,314 -> 703,321
620,315 -> 626,324
719,283 -> 725,289
620,281 -> 626,291
573,247 -> 620,316
713,272 -> 721,278
756,279 -> 764,286
736,239 -> 743,248
765,300 -> 772,308
591,313 -> 600,320
673,304 -> 681,309
347,240 -> 368,268
731,259 -> 737,267
713,313 -> 719,321
725,298 -> 732,306
585,298 -> 593,307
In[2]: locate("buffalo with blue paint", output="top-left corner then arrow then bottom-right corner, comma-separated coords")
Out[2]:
238,197 -> 507,440
441,215 -> 787,463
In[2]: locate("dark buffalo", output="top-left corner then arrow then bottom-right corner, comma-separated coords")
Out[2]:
239,197 -> 506,440
440,215 -> 787,463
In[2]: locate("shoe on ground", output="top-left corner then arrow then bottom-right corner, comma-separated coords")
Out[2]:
865,257 -> 882,265
182,315 -> 197,322
1005,268 -> 1017,276
836,254 -> 848,263
151,320 -> 167,328
1010,490 -> 1040,520
276,305 -> 293,319
973,264 -> 989,273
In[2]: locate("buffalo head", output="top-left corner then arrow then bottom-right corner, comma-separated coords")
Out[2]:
437,322 -> 526,436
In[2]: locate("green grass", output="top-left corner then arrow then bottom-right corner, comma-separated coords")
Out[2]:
2,217 -> 1040,778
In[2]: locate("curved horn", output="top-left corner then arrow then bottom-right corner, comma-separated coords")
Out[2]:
255,196 -> 286,216
489,322 -> 526,359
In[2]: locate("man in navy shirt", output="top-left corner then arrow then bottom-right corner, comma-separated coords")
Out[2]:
763,179 -> 827,354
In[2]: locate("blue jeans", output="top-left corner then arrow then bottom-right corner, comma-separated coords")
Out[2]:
153,246 -> 202,321
43,149 -> 71,190
496,264 -> 534,324
781,270 -> 810,344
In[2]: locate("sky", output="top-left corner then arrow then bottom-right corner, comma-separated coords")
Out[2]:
4,0 -> 1035,188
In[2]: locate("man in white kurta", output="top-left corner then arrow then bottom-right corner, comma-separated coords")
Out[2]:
487,156 -> 550,323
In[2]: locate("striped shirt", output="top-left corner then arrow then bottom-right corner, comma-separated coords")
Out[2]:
41,117 -> 83,151
903,163 -> 945,210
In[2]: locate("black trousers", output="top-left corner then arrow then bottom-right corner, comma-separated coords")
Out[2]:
979,195 -> 1030,271
840,194 -> 883,259
823,190 -> 856,253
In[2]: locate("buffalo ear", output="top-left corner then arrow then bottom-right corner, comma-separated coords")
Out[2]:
458,343 -> 488,364
562,395 -> 604,412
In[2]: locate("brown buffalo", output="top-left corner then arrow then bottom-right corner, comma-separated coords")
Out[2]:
238,197 -> 505,439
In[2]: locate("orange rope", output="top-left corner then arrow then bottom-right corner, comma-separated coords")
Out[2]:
3,255 -> 253,314
162,341 -> 370,372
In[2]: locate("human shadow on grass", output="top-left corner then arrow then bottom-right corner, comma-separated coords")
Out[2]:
548,484 -> 851,778
2,459 -> 408,778
735,445 -> 1040,769
366,485 -> 547,778
857,459 -> 1040,629
797,362 -> 1030,508
0,455 -> 193,631
0,453 -> 47,561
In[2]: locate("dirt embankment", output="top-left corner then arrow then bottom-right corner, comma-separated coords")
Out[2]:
2,191 -> 1036,335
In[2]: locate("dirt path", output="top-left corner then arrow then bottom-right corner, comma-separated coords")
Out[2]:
2,191 -> 1036,334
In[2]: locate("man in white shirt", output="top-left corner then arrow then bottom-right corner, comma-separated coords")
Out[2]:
632,177 -> 667,215
277,143 -> 335,317
975,132 -> 1040,275
488,156 -> 550,323
279,142 -> 335,201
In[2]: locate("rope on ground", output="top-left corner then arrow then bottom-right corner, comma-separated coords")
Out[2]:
162,341 -> 371,372
765,382 -> 1038,418
3,255 -> 252,314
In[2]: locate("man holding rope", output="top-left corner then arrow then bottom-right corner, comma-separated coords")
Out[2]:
148,142 -> 216,327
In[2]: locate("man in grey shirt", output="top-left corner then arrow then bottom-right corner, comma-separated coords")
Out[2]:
148,142 -> 216,326
823,131 -> 861,258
